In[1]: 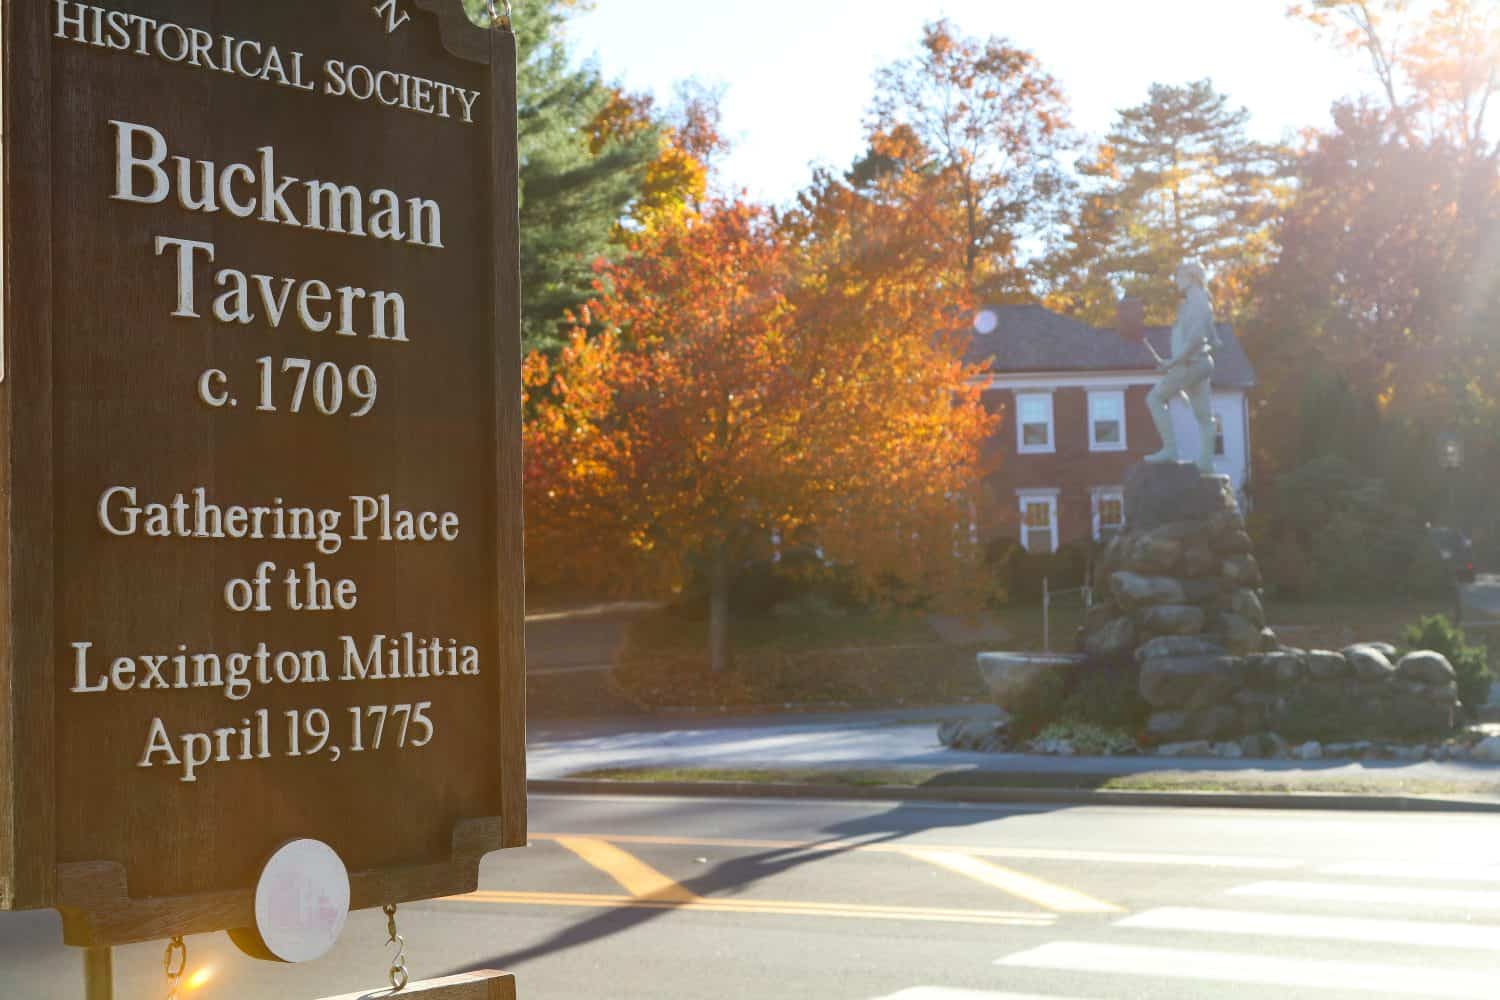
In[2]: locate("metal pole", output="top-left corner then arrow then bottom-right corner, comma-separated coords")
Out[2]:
1044,578 -> 1056,656
83,947 -> 113,1000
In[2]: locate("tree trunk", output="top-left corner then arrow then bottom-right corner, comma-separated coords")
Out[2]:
709,544 -> 731,673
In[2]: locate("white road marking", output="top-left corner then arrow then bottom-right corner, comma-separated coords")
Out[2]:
531,832 -> 1302,870
1320,860 -> 1500,883
1120,906 -> 1500,950
1230,880 -> 1500,910
872,990 -> 1098,1000
997,941 -> 1497,996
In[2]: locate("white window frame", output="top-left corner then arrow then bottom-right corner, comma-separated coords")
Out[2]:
1017,489 -> 1059,554
1090,486 -> 1125,541
1015,391 -> 1055,455
1087,389 -> 1128,452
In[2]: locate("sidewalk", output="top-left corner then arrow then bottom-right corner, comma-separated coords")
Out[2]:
527,705 -> 1500,811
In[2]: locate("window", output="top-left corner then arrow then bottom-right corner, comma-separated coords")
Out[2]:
1088,390 -> 1127,451
1018,491 -> 1058,553
1016,392 -> 1054,453
1091,487 -> 1124,540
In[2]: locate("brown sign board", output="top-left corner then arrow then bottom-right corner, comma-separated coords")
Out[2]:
0,0 -> 526,947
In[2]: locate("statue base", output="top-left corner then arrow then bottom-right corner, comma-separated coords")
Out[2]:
1124,462 -> 1236,534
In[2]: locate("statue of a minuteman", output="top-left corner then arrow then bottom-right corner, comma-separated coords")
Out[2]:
1145,260 -> 1220,472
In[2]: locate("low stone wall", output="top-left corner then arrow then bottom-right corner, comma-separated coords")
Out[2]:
1139,638 -> 1458,743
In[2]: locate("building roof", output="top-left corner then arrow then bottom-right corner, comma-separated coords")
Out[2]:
963,303 -> 1257,388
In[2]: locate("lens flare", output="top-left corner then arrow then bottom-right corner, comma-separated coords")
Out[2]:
973,309 -> 998,335
186,967 -> 215,991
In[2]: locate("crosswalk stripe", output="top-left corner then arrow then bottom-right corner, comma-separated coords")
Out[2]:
1320,860 -> 1500,883
871,990 -> 1098,1000
1119,906 -> 1500,950
906,849 -> 1121,914
1230,880 -> 1500,910
996,941 -> 1497,996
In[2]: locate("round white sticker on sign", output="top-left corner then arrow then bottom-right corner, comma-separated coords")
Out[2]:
253,839 -> 351,964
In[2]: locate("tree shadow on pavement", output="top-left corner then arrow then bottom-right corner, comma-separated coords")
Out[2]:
446,796 -> 1065,976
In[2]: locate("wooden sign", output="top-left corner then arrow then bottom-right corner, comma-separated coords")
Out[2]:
0,0 -> 526,948
320,970 -> 517,1000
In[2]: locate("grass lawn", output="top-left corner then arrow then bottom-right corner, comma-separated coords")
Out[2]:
568,766 -> 1500,798
626,606 -> 943,653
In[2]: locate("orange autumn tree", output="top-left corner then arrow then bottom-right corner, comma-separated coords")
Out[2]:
526,196 -> 995,672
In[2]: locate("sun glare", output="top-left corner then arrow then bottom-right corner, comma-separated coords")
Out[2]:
186,967 -> 215,991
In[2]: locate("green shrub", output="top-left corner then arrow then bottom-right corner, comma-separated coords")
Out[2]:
1003,662 -> 1147,743
1033,721 -> 1136,756
1403,614 -> 1493,716
1060,660 -> 1150,732
1004,670 -> 1067,741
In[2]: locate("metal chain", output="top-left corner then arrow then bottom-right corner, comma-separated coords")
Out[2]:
485,1 -> 513,29
163,937 -> 187,1000
384,903 -> 409,991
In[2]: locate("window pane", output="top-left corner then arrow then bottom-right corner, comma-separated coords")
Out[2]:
1023,501 -> 1051,529
1094,419 -> 1121,444
1023,422 -> 1049,446
1019,396 -> 1048,424
1099,497 -> 1123,527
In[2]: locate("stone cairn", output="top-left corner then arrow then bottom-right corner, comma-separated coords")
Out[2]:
1084,463 -> 1460,745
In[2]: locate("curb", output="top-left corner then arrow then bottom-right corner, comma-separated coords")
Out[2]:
528,778 -> 1500,814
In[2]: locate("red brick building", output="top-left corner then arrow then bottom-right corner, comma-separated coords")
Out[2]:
967,304 -> 1257,552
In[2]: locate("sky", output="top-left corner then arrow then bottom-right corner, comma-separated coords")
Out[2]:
566,0 -> 1377,207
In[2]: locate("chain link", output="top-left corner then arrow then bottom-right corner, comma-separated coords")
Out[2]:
163,937 -> 187,1000
485,1 -> 513,29
383,903 -> 409,991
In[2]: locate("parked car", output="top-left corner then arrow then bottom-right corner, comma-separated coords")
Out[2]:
1428,524 -> 1477,583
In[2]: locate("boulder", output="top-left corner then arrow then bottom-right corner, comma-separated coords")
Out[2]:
1219,613 -> 1264,655
976,652 -> 1082,710
1293,740 -> 1323,760
1154,739 -> 1214,758
1139,604 -> 1206,636
1230,589 -> 1267,628
1146,712 -> 1191,743
1343,644 -> 1396,682
1083,616 -> 1136,659
1222,555 -> 1262,588
1471,736 -> 1500,763
1139,655 -> 1241,710
1110,572 -> 1186,610
1187,705 -> 1242,740
1180,545 -> 1221,579
937,718 -> 1004,751
1422,681 -> 1459,704
1214,530 -> 1255,556
1128,530 -> 1187,576
1213,741 -> 1244,759
1135,635 -> 1227,664
1267,650 -> 1306,684
1396,650 -> 1457,686
1306,650 -> 1348,680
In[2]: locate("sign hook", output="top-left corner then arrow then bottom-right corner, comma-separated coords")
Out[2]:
383,903 -> 410,991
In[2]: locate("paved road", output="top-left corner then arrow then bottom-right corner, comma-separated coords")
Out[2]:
5,793 -> 1500,998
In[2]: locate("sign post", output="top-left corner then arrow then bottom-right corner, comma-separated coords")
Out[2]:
1,0 -> 526,985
